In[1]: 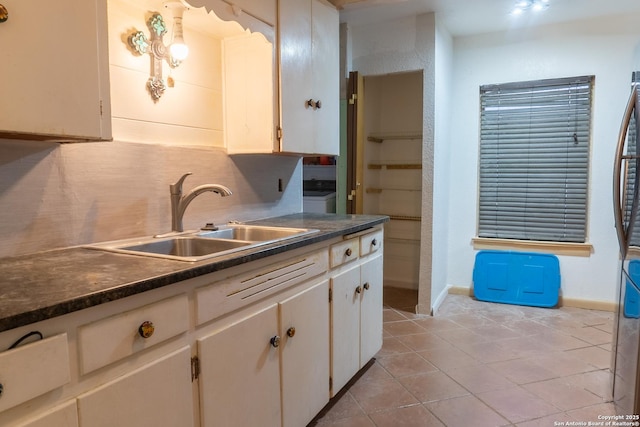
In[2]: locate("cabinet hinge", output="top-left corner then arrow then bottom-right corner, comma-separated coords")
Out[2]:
277,126 -> 283,143
329,376 -> 333,390
99,100 -> 103,117
191,356 -> 200,382
329,288 -> 333,302
349,93 -> 357,105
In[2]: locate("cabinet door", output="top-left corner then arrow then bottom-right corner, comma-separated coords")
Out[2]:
0,0 -> 110,140
278,0 -> 339,155
330,266 -> 361,396
19,400 -> 79,427
310,0 -> 339,156
360,255 -> 384,366
280,280 -> 330,427
279,0 -> 313,153
197,304 -> 281,427
77,347 -> 194,427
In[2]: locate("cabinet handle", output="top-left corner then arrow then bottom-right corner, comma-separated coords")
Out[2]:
315,100 -> 322,109
371,239 -> 377,246
345,248 -> 352,257
306,99 -> 315,108
355,286 -> 362,294
270,335 -> 281,348
287,327 -> 296,338
138,321 -> 155,339
364,282 -> 370,291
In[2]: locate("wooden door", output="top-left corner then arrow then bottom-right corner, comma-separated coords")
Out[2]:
346,71 -> 364,213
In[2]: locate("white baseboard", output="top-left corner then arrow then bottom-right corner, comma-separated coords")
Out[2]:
446,286 -> 615,312
431,285 -> 451,316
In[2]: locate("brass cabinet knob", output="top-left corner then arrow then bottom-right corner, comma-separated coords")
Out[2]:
345,248 -> 352,257
138,321 -> 155,338
287,327 -> 296,338
270,335 -> 281,348
364,282 -> 370,291
355,286 -> 362,294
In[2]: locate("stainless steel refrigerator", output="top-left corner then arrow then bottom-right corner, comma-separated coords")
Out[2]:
612,78 -> 640,415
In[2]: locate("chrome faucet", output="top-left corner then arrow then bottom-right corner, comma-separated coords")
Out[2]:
170,173 -> 233,232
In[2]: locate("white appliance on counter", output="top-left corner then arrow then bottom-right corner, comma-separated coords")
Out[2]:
303,165 -> 336,213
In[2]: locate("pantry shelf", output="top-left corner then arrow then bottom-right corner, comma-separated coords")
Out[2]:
367,133 -> 422,143
366,188 -> 420,193
368,164 -> 422,170
384,215 -> 422,222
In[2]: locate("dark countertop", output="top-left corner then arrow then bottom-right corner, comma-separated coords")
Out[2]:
0,213 -> 388,333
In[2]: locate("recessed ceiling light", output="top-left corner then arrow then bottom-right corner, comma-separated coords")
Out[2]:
511,0 -> 549,15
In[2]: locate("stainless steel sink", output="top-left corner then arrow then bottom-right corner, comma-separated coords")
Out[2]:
85,225 -> 319,262
121,237 -> 250,258
87,236 -> 252,262
198,225 -> 318,242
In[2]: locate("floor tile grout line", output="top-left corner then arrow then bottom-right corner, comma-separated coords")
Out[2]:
315,292 -> 615,426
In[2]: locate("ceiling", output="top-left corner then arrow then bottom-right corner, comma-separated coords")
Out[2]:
328,0 -> 640,36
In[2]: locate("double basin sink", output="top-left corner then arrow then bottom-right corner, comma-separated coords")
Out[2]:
86,224 -> 319,262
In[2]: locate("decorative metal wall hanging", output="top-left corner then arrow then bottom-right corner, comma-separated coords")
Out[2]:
128,12 -> 184,101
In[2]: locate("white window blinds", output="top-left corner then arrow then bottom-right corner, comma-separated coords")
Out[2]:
478,75 -> 594,243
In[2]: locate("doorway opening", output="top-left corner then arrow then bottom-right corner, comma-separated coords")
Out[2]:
347,70 -> 424,296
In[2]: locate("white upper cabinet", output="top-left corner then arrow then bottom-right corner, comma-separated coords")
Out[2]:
0,0 -> 111,141
278,0 -> 339,155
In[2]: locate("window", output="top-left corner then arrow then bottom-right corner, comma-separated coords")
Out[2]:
478,75 -> 594,243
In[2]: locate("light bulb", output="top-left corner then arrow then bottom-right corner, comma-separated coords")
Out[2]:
170,42 -> 189,61
165,1 -> 188,61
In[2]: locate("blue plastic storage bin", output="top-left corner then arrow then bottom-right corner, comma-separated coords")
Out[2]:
473,250 -> 561,308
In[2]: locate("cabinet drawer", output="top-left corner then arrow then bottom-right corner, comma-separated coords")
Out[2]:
0,333 -> 70,412
78,294 -> 189,374
196,249 -> 328,325
360,229 -> 383,257
329,239 -> 360,268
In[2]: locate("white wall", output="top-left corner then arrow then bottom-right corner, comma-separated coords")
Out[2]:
349,13 -> 436,313
432,19 -> 453,312
446,12 -> 640,303
0,140 -> 301,258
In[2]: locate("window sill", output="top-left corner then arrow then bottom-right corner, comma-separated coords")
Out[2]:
471,237 -> 593,257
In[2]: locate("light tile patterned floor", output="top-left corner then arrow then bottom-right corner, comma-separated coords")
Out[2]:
310,289 -> 616,427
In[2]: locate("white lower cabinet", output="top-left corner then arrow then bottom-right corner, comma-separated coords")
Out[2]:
198,304 -> 281,427
18,400 -> 79,427
77,346 -> 194,427
330,253 -> 383,396
280,280 -> 330,427
198,279 -> 330,427
0,227 -> 384,426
